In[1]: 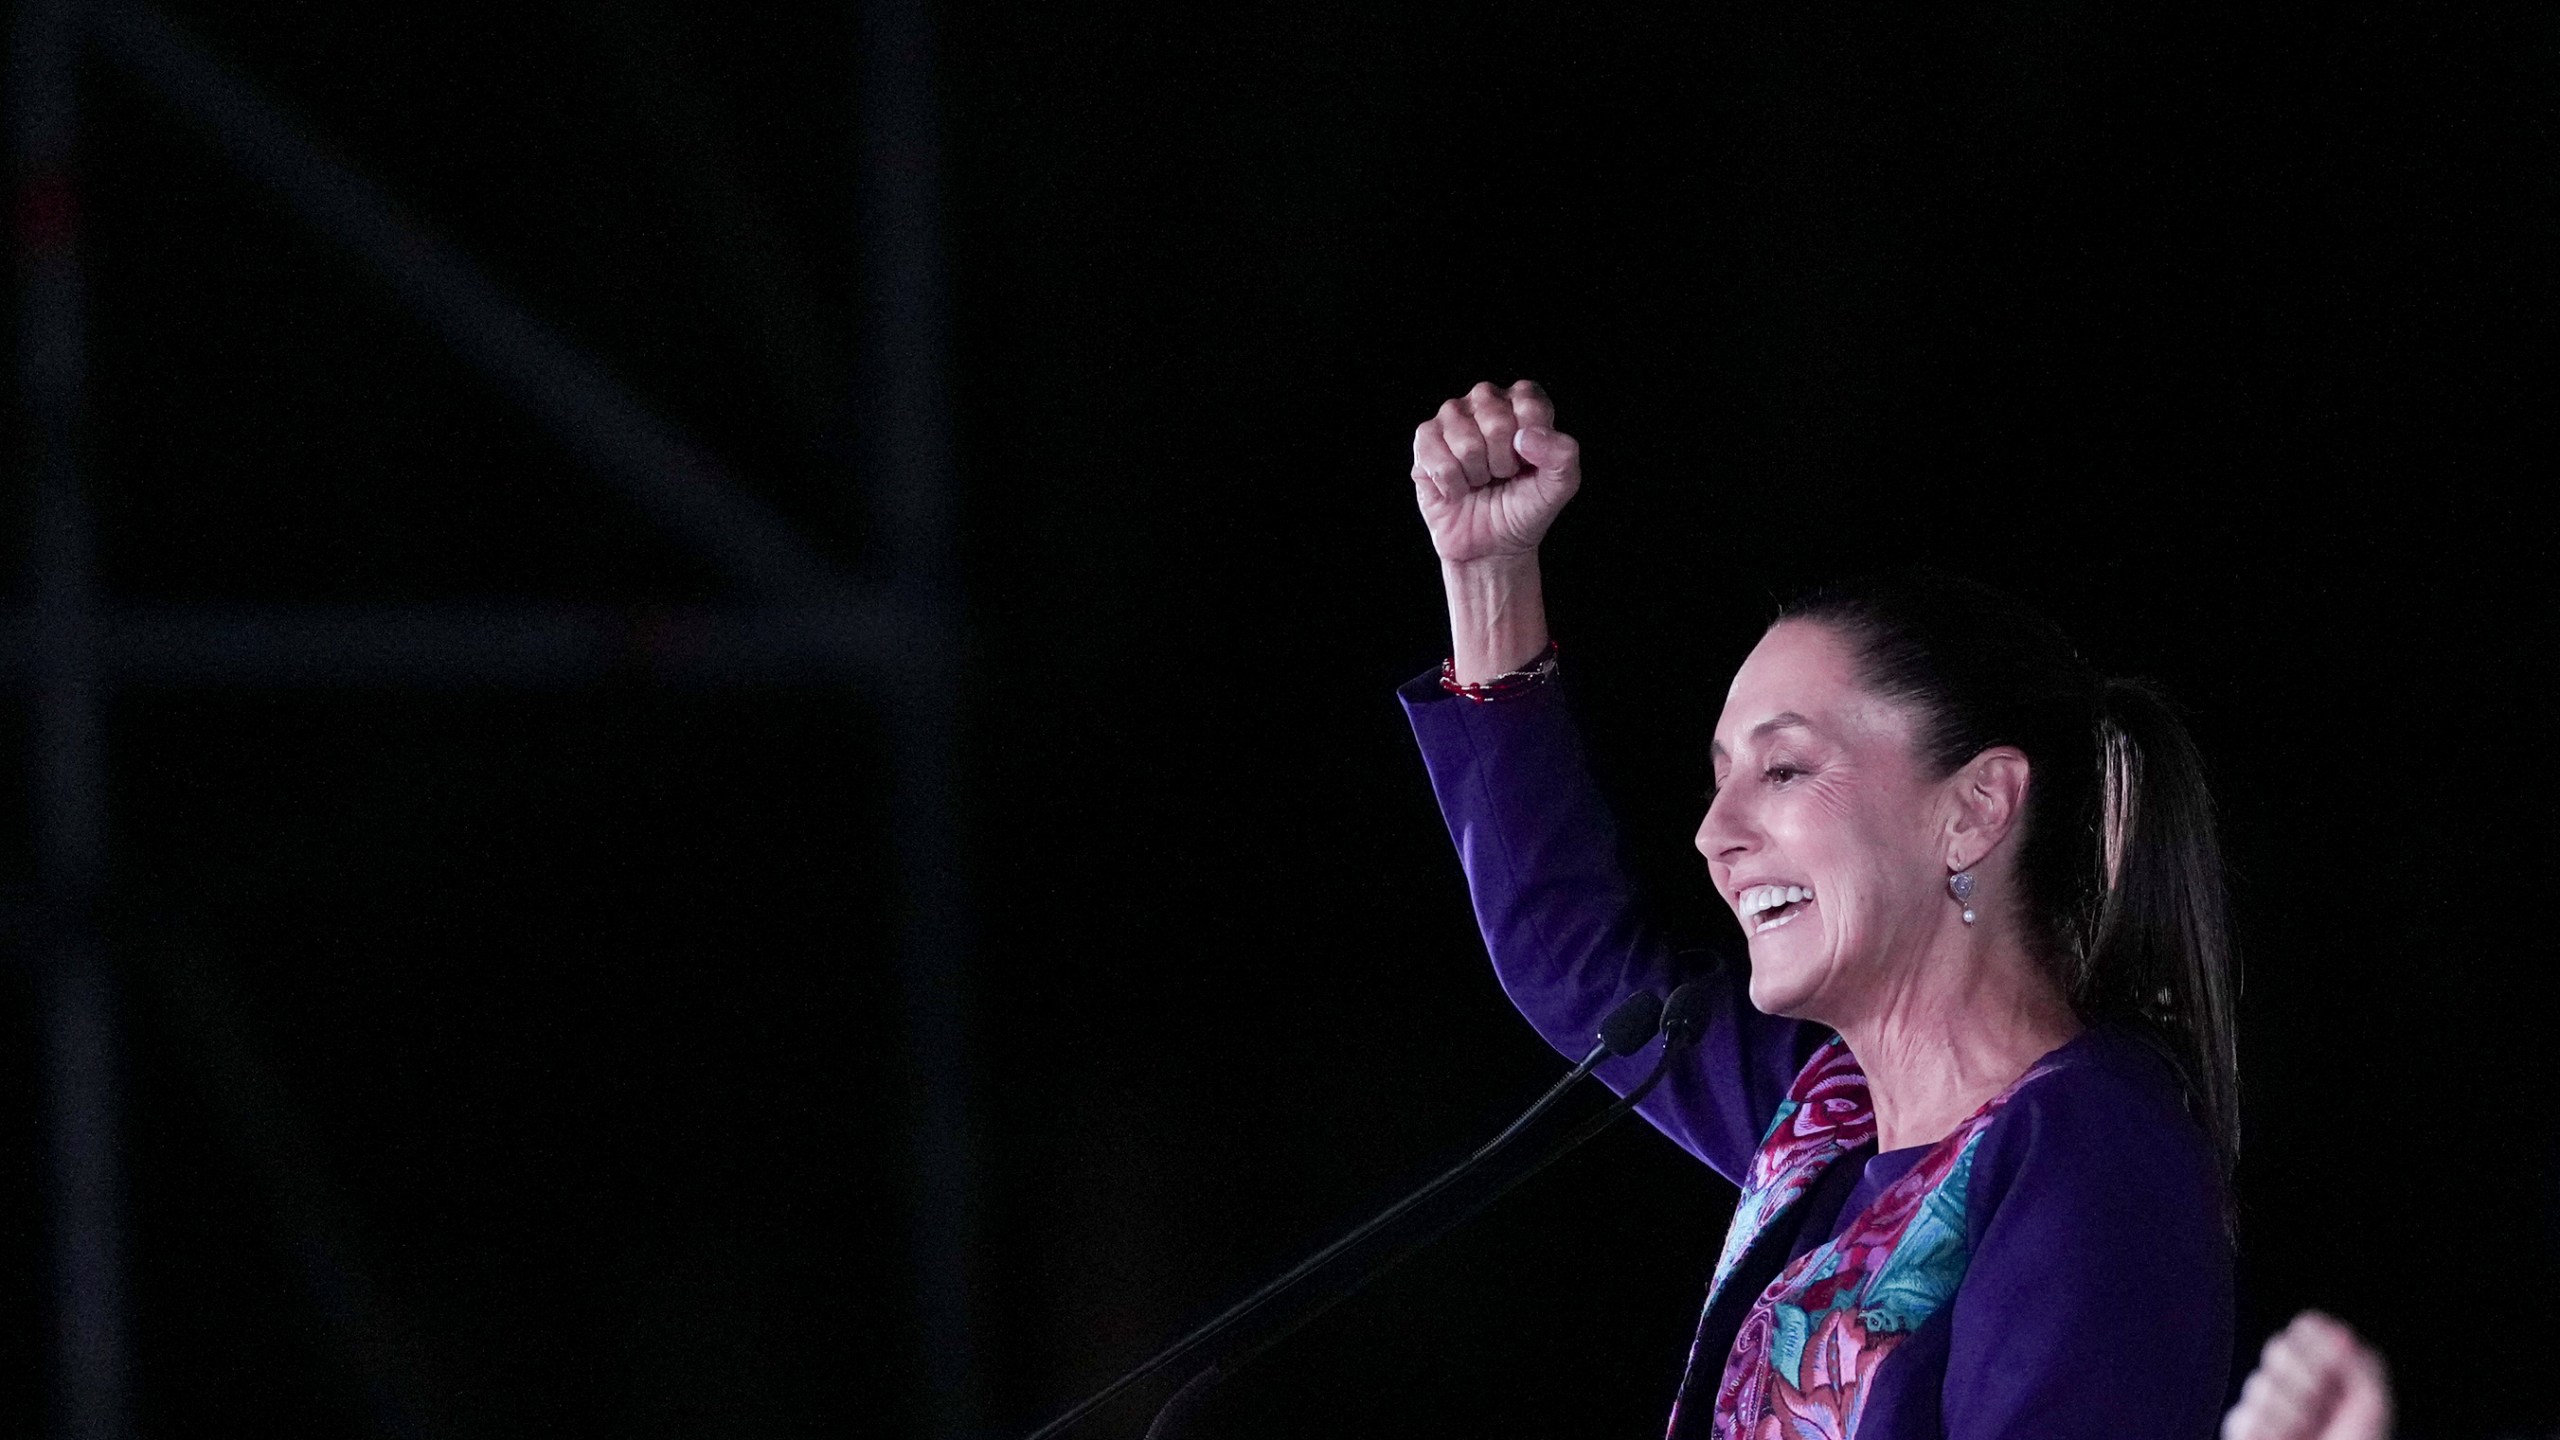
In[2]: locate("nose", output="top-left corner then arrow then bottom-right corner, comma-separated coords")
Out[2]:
1695,783 -> 1756,868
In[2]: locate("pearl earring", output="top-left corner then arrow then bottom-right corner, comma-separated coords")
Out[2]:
1949,871 -> 1977,926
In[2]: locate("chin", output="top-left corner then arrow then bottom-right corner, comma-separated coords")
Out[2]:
1744,959 -> 1818,1020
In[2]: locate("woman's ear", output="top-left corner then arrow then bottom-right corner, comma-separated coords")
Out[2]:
1944,746 -> 2031,871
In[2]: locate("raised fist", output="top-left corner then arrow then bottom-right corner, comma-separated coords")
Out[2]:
1410,380 -> 1582,566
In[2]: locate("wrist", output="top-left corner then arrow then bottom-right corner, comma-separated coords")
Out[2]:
1439,639 -> 1559,703
1438,548 -> 1539,580
1440,552 -> 1550,683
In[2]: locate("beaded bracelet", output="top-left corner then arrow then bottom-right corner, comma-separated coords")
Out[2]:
1439,639 -> 1560,703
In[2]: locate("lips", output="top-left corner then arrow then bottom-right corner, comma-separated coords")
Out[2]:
1736,882 -> 1816,935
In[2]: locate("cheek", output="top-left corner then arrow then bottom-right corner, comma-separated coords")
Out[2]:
1773,779 -> 1930,931
1766,776 -> 1873,874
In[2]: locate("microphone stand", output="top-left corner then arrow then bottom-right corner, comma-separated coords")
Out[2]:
1137,1024 -> 1703,1438
1019,995 -> 1662,1440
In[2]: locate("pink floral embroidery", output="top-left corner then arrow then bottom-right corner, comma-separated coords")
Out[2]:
1697,1048 -> 2058,1440
1673,1040 -> 1874,1440
1702,1041 -> 1873,1316
1716,1298 -> 1776,1429
1749,1044 -> 1873,1189
1750,1307 -> 1888,1440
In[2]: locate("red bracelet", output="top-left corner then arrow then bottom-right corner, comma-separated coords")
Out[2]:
1439,640 -> 1561,703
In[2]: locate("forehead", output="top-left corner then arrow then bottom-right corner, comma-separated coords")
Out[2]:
1711,620 -> 1898,757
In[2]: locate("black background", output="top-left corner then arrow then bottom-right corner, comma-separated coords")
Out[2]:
6,2 -> 2553,1437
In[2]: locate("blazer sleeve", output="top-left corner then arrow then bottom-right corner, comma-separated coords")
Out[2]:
1941,1038 -> 2235,1440
1400,669 -> 1820,1185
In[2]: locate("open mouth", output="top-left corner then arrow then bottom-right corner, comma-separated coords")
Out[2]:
1738,883 -> 1816,935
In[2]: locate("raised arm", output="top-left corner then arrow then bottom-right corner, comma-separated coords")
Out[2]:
1403,382 -> 1818,1184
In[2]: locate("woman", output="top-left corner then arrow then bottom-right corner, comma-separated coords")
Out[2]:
1402,380 -> 2238,1438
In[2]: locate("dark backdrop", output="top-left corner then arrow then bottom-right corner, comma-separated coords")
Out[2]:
6,2 -> 2552,1437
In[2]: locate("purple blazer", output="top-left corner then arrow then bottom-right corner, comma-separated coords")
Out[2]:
1402,671 -> 2232,1439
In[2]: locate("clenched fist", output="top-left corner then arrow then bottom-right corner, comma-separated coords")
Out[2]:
2221,1312 -> 2392,1440
1410,380 -> 1582,566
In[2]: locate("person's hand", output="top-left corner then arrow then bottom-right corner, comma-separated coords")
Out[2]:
1410,380 -> 1581,567
2222,1311 -> 2393,1440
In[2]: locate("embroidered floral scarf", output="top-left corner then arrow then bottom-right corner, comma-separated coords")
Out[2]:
1676,1037 -> 2055,1440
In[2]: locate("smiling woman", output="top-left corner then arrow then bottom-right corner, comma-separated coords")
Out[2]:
1403,381 -> 2239,1439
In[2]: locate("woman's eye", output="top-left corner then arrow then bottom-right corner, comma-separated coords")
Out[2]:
1763,765 -> 1802,784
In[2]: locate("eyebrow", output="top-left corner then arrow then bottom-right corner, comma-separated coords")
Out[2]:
1710,711 -> 1815,760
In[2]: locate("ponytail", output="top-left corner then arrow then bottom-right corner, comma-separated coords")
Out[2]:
2088,678 -> 2241,1190
1781,571 -> 2243,1201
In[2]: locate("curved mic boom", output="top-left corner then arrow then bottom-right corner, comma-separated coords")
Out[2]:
1019,990 -> 1667,1440
1134,979 -> 1717,1439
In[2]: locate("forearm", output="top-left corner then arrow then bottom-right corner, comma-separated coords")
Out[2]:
1441,553 -> 1551,684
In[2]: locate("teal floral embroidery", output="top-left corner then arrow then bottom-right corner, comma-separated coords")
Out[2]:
1702,1043 -> 1872,1316
1691,1047 -> 2056,1440
1857,1139 -> 1980,1333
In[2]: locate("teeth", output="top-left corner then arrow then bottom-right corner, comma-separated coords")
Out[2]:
1738,884 -> 1815,919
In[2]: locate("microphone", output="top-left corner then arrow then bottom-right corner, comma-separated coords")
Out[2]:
1553,978 -> 1711,1136
1471,988 -> 1661,1161
1136,979 -> 1717,1439
1019,990 -> 1664,1440
1600,987 -> 1671,1055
